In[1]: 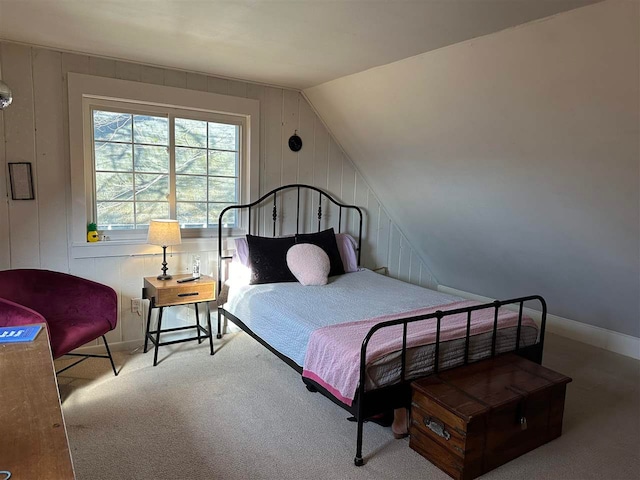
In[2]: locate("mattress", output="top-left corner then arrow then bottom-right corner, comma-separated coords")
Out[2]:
224,269 -> 539,391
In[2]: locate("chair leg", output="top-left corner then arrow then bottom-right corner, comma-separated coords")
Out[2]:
102,335 -> 118,376
57,337 -> 119,376
56,356 -> 89,375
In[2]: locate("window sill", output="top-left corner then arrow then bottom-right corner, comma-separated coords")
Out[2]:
71,231 -> 245,259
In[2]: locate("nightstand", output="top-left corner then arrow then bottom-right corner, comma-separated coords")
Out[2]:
142,274 -> 216,366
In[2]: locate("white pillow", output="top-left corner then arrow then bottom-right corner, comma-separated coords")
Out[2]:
286,244 -> 330,286
233,237 -> 250,266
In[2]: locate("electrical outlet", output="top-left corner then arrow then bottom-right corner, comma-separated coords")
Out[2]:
131,298 -> 142,315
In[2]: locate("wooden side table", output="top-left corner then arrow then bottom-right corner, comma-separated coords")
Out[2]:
142,274 -> 216,366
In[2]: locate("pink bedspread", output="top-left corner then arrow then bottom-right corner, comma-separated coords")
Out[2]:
302,300 -> 537,406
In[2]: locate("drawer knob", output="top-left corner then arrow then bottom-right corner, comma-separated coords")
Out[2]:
423,416 -> 451,440
177,292 -> 199,297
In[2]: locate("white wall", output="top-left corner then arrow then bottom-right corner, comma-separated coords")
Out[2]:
0,41 -> 436,348
306,0 -> 640,337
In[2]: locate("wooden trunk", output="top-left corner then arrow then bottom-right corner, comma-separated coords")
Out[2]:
409,354 -> 571,480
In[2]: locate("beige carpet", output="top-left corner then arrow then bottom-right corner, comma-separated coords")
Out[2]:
56,332 -> 640,480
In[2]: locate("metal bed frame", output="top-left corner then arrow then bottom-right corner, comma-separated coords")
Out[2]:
217,184 -> 547,466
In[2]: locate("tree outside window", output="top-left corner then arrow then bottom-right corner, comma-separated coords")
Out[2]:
93,109 -> 239,230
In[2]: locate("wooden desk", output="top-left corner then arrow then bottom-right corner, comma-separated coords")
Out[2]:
0,324 -> 75,479
142,275 -> 216,366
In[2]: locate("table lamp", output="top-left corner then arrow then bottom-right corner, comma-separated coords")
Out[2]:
147,219 -> 181,280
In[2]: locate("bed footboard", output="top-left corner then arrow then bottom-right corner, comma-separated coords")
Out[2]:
352,295 -> 547,466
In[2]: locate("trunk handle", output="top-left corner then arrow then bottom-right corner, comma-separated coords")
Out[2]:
423,416 -> 451,440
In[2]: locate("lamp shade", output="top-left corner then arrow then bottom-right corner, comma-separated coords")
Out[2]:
147,219 -> 181,246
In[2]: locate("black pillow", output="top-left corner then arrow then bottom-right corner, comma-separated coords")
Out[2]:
246,234 -> 297,285
295,228 -> 345,277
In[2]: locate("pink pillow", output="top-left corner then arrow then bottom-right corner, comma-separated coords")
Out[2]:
286,244 -> 330,286
335,233 -> 358,273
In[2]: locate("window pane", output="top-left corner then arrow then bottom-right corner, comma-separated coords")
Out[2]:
176,147 -> 207,175
208,123 -> 238,151
95,142 -> 132,172
208,151 -> 237,177
96,201 -> 134,230
96,172 -> 133,201
177,202 -> 207,228
176,175 -> 207,202
134,145 -> 169,173
209,203 -> 236,227
136,202 -> 169,227
175,118 -> 207,148
93,111 -> 132,142
135,174 -> 169,201
133,115 -> 168,146
208,177 -> 236,202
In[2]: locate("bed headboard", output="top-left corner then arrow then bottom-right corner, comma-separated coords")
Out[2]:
217,184 -> 362,293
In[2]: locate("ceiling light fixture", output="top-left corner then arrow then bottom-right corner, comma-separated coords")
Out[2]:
0,80 -> 12,110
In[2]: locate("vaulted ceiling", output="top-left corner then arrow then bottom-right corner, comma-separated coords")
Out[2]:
0,0 -> 599,89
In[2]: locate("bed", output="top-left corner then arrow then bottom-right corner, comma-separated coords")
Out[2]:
216,184 -> 547,466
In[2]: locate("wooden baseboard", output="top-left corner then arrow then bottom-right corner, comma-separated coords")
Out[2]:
437,285 -> 640,361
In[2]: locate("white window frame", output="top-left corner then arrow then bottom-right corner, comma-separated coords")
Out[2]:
68,73 -> 259,258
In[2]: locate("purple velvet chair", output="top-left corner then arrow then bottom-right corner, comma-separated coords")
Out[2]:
0,269 -> 119,375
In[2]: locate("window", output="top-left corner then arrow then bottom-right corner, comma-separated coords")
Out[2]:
92,108 -> 239,231
68,72 -> 259,253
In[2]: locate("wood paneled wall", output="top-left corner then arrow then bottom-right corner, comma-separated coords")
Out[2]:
0,41 -> 437,348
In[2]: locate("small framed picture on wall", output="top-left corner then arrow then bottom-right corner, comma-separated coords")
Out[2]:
8,162 -> 35,200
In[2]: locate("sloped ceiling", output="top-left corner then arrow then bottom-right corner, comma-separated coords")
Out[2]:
306,0 -> 640,336
0,0 -> 599,89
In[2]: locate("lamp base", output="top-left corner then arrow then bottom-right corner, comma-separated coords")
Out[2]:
157,245 -> 172,280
